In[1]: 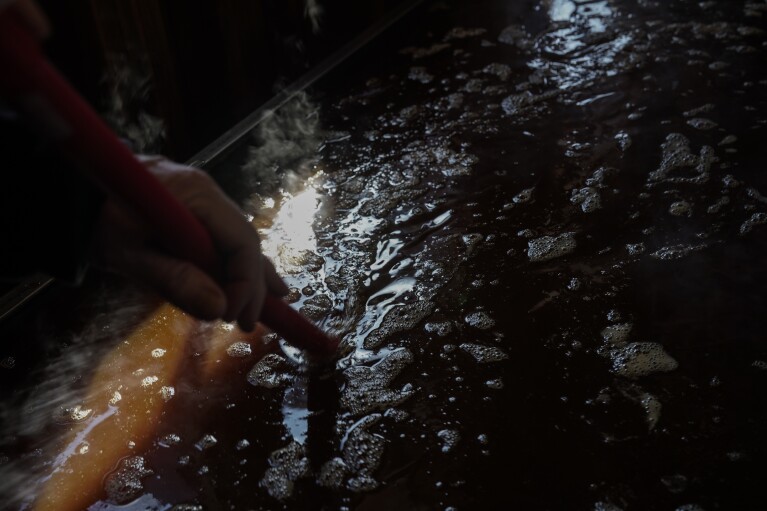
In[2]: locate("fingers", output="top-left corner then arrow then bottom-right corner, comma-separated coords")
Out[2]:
229,257 -> 286,332
124,249 -> 227,321
11,0 -> 51,39
264,257 -> 290,296
238,297 -> 261,333
219,234 -> 262,321
146,160 -> 289,328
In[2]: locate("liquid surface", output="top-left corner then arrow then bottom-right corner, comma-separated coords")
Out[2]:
2,0 -> 767,509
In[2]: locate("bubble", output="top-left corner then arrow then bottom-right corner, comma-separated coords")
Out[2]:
445,27 -> 487,40
398,105 -> 420,122
669,201 -> 692,216
446,93 -> 465,110
739,212 -> 767,235
626,243 -> 645,255
317,457 -> 349,489
650,243 -> 707,260
513,187 -> 535,204
226,342 -> 252,358
571,187 -> 602,213
55,405 -> 93,424
141,375 -> 159,388
301,294 -> 334,320
477,433 -> 489,445
463,78 -> 484,93
384,408 -> 410,422
247,354 -> 294,389
462,233 -> 484,255
737,25 -> 764,36
425,321 -> 453,336
150,348 -> 166,358
594,502 -> 624,511
746,187 -> 767,204
398,142 -> 478,179
348,474 -> 379,492
158,434 -> 181,447
567,277 -> 582,291
607,342 -> 679,378
401,43 -> 450,60
460,343 -> 508,363
195,434 -> 217,451
261,442 -> 310,500
465,311 -> 496,329
227,439 -> 249,454
104,456 -> 153,504
109,391 -> 122,405
409,66 -> 434,84
601,323 -> 632,345
640,392 -> 662,430
585,167 -> 614,187
648,133 -> 713,185
437,429 -> 460,453
364,300 -> 435,349
343,427 -> 385,490
683,104 -> 715,118
687,117 -> 718,130
483,63 -> 511,81
486,378 -> 504,389
342,349 -> 415,416
527,232 -> 577,262
722,174 -> 741,189
160,386 -> 175,402
676,505 -> 706,511
615,131 -> 632,151
501,91 -> 546,116
0,356 -> 17,369
285,288 -> 301,303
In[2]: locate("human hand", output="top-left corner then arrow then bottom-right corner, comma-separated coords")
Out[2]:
95,156 -> 289,331
1,0 -> 50,39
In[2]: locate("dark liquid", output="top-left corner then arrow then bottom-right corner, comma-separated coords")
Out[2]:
1,0 -> 766,509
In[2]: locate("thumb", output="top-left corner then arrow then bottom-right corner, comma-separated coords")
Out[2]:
263,257 -> 290,297
125,249 -> 227,320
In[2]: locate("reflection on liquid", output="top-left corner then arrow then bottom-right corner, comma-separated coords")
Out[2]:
547,0 -> 576,21
2,0 -> 766,508
281,378 -> 310,445
260,175 -> 322,276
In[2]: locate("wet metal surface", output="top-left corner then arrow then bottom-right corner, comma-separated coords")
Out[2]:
2,0 -> 767,509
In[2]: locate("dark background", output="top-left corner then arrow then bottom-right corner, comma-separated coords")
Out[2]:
37,0 -> 408,160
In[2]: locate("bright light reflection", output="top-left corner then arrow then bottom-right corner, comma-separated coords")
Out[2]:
260,177 -> 321,274
548,0 -> 576,21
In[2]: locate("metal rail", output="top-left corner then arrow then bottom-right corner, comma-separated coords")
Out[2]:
0,0 -> 424,323
187,0 -> 425,168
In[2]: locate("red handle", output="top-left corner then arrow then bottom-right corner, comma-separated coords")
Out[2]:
0,10 -> 338,357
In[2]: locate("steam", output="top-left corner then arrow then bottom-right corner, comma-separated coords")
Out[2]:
102,57 -> 166,154
241,91 -> 323,204
304,0 -> 324,34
